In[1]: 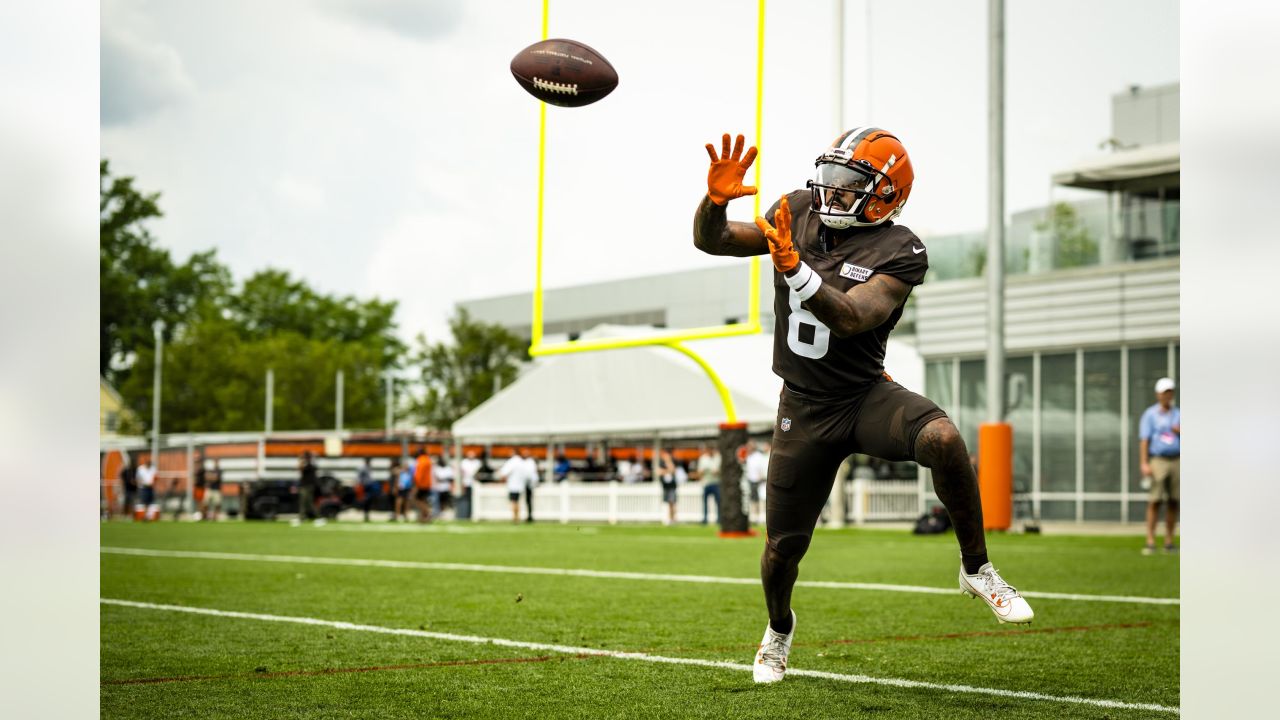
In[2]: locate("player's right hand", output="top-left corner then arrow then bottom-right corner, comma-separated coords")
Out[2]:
705,133 -> 758,206
755,196 -> 799,273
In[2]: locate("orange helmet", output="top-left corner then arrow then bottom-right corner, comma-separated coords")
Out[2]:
807,127 -> 914,228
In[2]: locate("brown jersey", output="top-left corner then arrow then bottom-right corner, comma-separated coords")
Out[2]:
767,189 -> 928,393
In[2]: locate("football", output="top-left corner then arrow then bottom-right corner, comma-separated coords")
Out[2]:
510,38 -> 618,107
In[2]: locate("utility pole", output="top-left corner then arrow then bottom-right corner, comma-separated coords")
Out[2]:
335,370 -> 344,432
980,0 -> 1013,531
986,0 -> 1006,424
151,320 -> 164,466
385,371 -> 394,438
264,368 -> 274,435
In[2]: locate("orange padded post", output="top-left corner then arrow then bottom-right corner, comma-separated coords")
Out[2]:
978,423 -> 1013,531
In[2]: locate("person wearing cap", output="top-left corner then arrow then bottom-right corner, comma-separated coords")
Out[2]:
1139,377 -> 1180,555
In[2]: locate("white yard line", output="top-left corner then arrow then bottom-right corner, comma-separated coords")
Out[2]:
101,546 -> 1179,606
100,598 -> 1179,714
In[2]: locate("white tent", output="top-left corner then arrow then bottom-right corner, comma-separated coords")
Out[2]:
450,325 -> 924,442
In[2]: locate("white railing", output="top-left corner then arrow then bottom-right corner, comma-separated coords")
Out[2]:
846,478 -> 921,523
472,482 -> 723,524
470,479 -> 923,525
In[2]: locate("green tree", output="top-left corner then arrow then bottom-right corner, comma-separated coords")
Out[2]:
119,312 -> 397,433
228,268 -> 404,365
1036,202 -> 1099,269
100,160 -> 230,381
410,309 -> 528,430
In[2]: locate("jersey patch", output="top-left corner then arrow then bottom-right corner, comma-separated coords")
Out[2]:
839,263 -> 874,282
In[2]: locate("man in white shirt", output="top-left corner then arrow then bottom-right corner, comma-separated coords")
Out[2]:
432,456 -> 455,519
498,449 -> 537,523
135,458 -> 158,522
694,446 -> 722,525
744,443 -> 770,524
458,450 -> 482,521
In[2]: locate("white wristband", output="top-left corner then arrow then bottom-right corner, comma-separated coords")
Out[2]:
784,261 -> 823,301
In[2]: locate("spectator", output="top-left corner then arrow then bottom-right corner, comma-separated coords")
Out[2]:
203,459 -> 223,521
396,459 -> 413,521
621,458 -> 645,484
694,446 -> 722,525
745,442 -> 769,524
358,457 -> 379,522
658,449 -> 678,525
298,451 -> 319,522
120,457 -> 138,521
458,450 -> 482,520
498,449 -> 536,523
1140,377 -> 1181,555
522,451 -> 540,522
432,455 -> 455,519
193,457 -> 207,518
164,471 -> 186,521
412,450 -> 434,523
135,457 -> 157,522
554,454 -> 571,483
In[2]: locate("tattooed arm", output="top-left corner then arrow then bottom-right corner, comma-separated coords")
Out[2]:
796,272 -> 912,338
693,195 -> 770,257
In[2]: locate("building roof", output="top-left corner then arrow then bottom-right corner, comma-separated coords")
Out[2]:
450,325 -> 924,442
1051,141 -> 1179,193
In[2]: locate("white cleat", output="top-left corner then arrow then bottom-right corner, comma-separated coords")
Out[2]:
752,611 -> 796,683
959,562 -> 1035,625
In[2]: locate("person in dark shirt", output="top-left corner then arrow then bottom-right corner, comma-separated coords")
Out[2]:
298,450 -> 318,521
203,458 -> 224,521
120,458 -> 138,521
694,130 -> 1034,683
358,457 -> 380,522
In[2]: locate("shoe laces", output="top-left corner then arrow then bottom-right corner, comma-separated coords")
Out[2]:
758,631 -> 789,669
978,567 -> 1020,606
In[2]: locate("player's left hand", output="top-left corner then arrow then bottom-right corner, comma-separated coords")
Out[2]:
755,196 -> 798,273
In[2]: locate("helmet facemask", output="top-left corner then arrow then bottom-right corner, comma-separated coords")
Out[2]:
808,157 -> 881,229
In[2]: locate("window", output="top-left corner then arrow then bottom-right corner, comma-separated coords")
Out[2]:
1083,350 -> 1122,493
1040,353 -> 1077,493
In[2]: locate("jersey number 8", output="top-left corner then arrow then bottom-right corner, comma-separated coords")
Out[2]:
787,288 -> 831,359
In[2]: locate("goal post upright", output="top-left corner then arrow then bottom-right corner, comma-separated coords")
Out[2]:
527,1 -> 768,533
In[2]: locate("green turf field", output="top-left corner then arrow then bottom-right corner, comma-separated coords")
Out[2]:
100,520 -> 1179,718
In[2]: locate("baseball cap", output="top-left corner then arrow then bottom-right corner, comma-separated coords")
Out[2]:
1154,377 -> 1175,393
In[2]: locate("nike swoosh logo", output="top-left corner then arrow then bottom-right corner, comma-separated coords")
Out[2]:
912,245 -> 925,254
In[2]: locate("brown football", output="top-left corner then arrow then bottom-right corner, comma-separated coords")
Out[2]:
510,38 -> 618,108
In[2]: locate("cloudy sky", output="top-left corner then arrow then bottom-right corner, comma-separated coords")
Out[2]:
101,0 -> 1178,343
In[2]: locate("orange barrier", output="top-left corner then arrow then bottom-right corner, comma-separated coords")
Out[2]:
978,423 -> 1012,531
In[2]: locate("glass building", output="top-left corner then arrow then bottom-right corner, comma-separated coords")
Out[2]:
915,83 -> 1179,524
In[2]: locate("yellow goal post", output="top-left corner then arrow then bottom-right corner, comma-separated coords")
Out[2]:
526,0 -> 769,424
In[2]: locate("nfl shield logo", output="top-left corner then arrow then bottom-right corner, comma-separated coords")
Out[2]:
780,417 -> 792,432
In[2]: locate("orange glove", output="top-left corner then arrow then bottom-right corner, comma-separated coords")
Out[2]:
705,133 -> 758,206
754,196 -> 798,273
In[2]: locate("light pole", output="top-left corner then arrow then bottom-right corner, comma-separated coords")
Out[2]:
980,0 -> 1013,531
335,369 -> 344,433
151,319 -> 164,466
264,368 -> 274,435
384,370 -> 394,438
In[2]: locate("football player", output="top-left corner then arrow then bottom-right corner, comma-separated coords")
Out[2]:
693,131 -> 1034,684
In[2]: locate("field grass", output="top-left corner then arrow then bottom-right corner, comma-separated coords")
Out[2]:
100,519 -> 1179,718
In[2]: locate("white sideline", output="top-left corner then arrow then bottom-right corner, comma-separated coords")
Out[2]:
101,546 -> 1181,606
100,598 -> 1179,714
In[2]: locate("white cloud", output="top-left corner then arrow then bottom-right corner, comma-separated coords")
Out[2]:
318,0 -> 463,42
273,174 -> 326,210
100,22 -> 194,126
